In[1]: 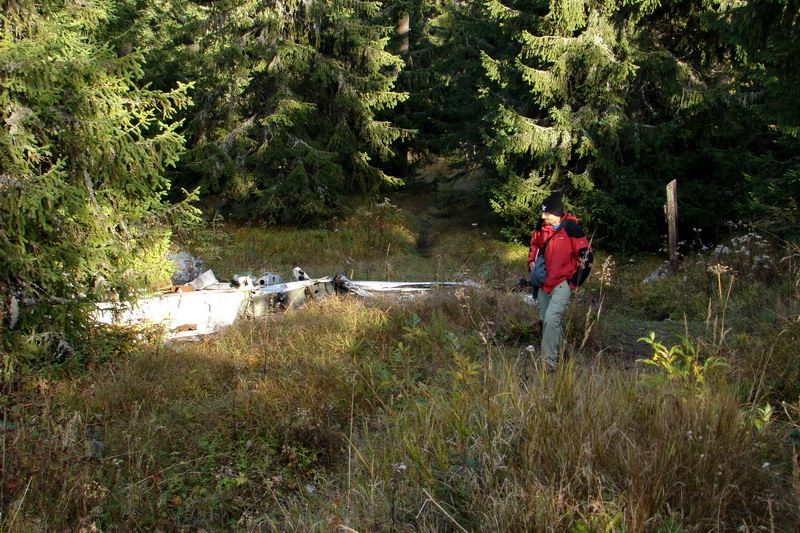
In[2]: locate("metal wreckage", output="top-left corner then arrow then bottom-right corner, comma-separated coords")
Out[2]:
95,262 -> 474,339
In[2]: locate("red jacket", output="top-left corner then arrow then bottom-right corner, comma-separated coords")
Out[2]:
527,213 -> 593,293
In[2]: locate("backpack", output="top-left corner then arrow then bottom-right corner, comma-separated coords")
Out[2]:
530,253 -> 547,287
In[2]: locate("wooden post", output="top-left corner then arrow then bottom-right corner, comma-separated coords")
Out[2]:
667,179 -> 679,269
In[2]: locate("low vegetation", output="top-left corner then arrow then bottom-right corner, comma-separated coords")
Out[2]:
2,205 -> 799,531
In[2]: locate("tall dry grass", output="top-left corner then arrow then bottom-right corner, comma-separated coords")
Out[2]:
2,216 -> 799,531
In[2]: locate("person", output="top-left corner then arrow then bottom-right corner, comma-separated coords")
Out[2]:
526,191 -> 593,372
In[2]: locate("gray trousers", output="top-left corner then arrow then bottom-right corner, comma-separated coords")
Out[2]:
538,280 -> 571,367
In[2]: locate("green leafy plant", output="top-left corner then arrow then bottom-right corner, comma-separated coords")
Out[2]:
636,332 -> 728,388
447,332 -> 482,383
750,403 -> 775,432
380,314 -> 425,408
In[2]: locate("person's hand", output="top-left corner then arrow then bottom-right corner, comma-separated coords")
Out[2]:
526,261 -> 532,273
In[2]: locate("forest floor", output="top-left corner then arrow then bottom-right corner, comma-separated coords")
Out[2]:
4,190 -> 798,532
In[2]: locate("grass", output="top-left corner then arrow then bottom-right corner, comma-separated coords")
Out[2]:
180,196 -> 526,286
2,206 -> 799,531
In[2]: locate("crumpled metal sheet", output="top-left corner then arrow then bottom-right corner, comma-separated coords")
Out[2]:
95,289 -> 251,337
95,270 -> 477,339
346,280 -> 476,295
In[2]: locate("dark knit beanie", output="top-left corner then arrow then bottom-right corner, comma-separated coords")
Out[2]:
541,191 -> 564,216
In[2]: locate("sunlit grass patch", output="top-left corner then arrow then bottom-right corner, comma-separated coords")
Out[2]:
179,212 -> 529,286
180,222 -> 394,280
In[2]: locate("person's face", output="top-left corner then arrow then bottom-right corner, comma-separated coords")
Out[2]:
541,211 -> 561,226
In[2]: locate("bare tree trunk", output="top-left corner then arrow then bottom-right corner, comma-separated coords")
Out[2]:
396,12 -> 410,58
396,11 -> 412,167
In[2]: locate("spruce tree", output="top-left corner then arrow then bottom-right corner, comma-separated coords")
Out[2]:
479,0 -> 639,242
0,0 -> 195,364
176,0 -> 411,223
727,0 -> 800,235
478,0 -> 762,250
389,1 -> 500,159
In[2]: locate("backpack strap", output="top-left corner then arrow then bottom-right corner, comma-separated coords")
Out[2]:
538,224 -> 566,255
